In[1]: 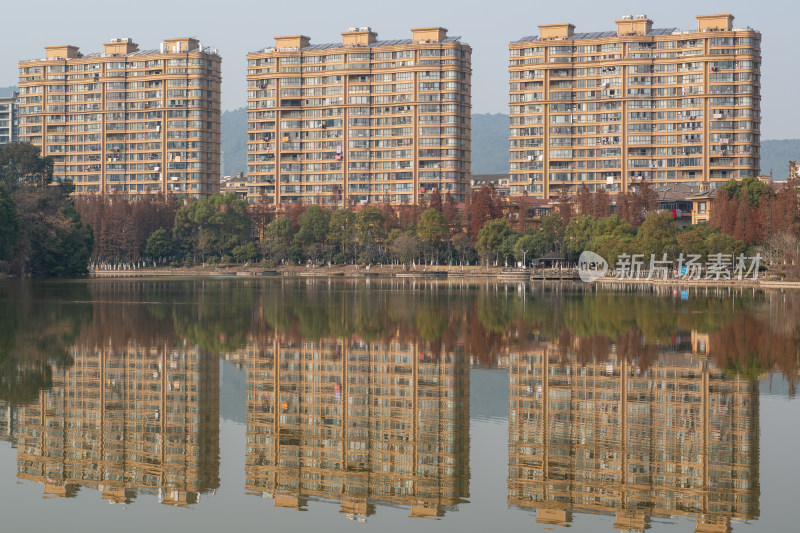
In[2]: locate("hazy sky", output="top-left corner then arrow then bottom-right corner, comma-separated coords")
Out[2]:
1,0 -> 796,139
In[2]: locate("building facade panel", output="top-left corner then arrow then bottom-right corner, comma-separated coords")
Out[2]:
246,27 -> 471,206
509,14 -> 760,198
0,92 -> 18,147
17,38 -> 221,200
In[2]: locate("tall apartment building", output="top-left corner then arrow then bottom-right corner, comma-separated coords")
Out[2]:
0,91 -> 18,146
17,38 -> 221,199
245,334 -> 470,517
509,14 -> 761,198
508,343 -> 760,531
246,27 -> 471,207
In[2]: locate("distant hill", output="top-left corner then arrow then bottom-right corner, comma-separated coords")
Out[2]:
221,107 -> 247,177
471,113 -> 509,174
761,139 -> 800,179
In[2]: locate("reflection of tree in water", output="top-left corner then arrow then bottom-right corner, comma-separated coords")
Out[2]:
170,281 -> 255,353
248,282 -> 800,380
258,283 -> 499,365
517,288 -> 800,389
0,282 -> 92,405
710,314 -> 800,396
75,281 -> 179,349
7,279 -> 799,401
73,281 -> 255,354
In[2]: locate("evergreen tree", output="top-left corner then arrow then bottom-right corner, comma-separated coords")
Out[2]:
0,183 -> 18,261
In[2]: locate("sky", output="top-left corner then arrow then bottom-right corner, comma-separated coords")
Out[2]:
1,0 -> 796,139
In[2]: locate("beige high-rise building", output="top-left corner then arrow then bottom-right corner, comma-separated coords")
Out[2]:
17,38 -> 222,199
246,27 -> 471,207
509,14 -> 761,198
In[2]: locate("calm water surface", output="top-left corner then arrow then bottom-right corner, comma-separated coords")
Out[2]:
0,278 -> 797,533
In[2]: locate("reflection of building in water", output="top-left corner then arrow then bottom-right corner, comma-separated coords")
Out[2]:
246,336 -> 470,519
14,345 -> 219,505
0,401 -> 16,444
509,345 -> 759,532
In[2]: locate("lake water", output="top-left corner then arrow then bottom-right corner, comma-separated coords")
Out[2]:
0,278 -> 797,533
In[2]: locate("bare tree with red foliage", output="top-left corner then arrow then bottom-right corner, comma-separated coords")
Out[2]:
710,189 -> 735,234
378,201 -> 399,234
617,182 -> 658,228
576,184 -> 593,216
467,184 -> 501,242
443,192 -> 461,236
396,202 -> 420,230
593,188 -> 612,218
284,202 -> 307,232
75,194 -> 178,265
557,188 -> 574,226
429,188 -> 443,212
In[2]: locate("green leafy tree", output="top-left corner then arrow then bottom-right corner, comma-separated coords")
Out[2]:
262,216 -> 292,265
356,206 -> 387,263
295,205 -> 331,245
0,142 -> 54,190
676,224 -> 747,258
8,178 -> 91,277
587,215 -> 635,265
633,211 -> 679,258
327,209 -> 357,262
564,215 -> 597,261
417,208 -> 448,244
499,233 -> 520,266
144,228 -> 176,261
0,183 -> 18,261
540,213 -> 565,255
293,205 -> 331,262
514,232 -> 550,265
706,232 -> 747,256
2,144 -> 91,276
173,193 -> 250,261
590,234 -> 635,265
476,218 -> 511,266
594,214 -> 634,239
723,175 -> 774,208
417,208 -> 448,264
232,242 -> 258,263
677,223 -> 716,258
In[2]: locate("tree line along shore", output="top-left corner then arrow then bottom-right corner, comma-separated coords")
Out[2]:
2,142 -> 800,280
